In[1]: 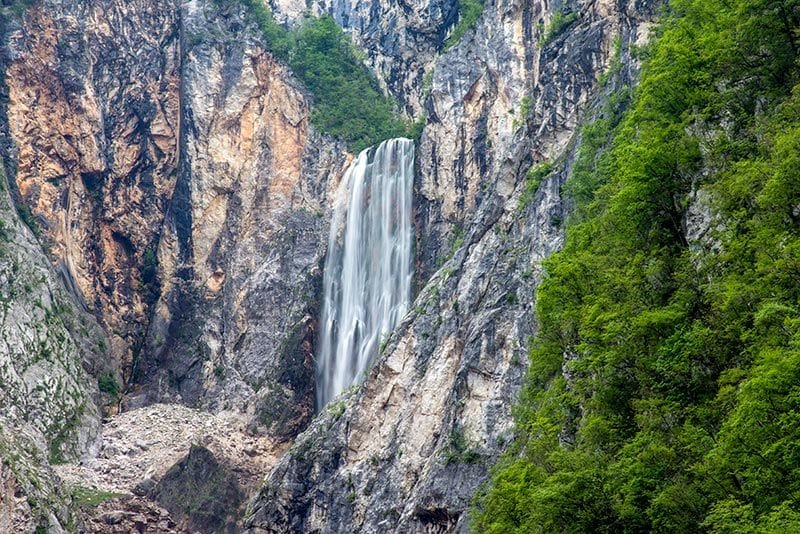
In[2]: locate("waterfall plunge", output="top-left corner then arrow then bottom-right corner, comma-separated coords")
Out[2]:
316,138 -> 415,409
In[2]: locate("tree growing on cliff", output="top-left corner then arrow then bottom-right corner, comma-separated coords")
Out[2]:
473,0 -> 800,531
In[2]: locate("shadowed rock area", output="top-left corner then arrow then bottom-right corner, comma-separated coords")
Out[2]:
151,445 -> 243,533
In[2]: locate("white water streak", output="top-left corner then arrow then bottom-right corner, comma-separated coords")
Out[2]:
316,138 -> 415,408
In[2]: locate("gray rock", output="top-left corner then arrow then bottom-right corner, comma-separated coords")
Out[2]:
245,0 -> 658,532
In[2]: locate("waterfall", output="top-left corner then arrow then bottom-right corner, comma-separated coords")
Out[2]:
316,138 -> 415,409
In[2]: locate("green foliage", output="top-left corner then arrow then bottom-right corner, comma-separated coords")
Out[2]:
47,409 -> 84,465
599,36 -> 623,86
474,0 -> 800,531
517,161 -> 553,213
512,96 -> 532,130
141,248 -> 157,286
289,16 -> 407,151
70,486 -> 122,508
444,0 -> 485,50
16,203 -> 39,238
442,427 -> 482,465
329,400 -> 346,420
213,364 -> 225,380
407,114 -> 426,141
519,96 -> 532,119
421,69 -> 434,100
224,3 -> 409,151
97,372 -> 120,397
450,225 -> 465,254
540,10 -> 580,46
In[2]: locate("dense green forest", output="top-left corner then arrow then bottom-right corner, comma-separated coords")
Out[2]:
474,0 -> 800,531
219,1 -> 409,151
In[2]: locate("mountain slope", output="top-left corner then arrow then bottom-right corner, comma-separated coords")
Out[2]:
245,0 -> 658,531
474,1 -> 800,531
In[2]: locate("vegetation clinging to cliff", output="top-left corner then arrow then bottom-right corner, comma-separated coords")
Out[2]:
220,0 -> 409,151
443,0 -> 485,50
474,0 -> 800,531
290,16 -> 408,152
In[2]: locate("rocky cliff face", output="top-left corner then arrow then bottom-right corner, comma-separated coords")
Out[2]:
4,0 -> 182,388
1,0 -> 658,530
0,161 -> 103,530
140,0 -> 348,437
2,0 -> 348,435
272,0 -> 456,117
246,0 -> 657,531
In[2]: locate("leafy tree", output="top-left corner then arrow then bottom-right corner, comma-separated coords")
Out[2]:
473,0 -> 800,531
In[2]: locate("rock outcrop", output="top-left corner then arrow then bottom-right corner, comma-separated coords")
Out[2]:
0,159 -> 103,530
272,0 -> 456,117
4,0 -> 182,387
246,0 -> 657,531
2,0 -> 348,435
140,0 -> 348,437
150,444 -> 244,532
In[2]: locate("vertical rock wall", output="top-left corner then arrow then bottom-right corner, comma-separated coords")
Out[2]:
1,0 -> 349,436
246,0 -> 658,532
4,0 -> 181,382
0,164 -> 103,530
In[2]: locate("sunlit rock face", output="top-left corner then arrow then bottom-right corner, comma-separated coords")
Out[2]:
317,138 -> 414,409
4,0 -> 182,383
2,0 -> 348,436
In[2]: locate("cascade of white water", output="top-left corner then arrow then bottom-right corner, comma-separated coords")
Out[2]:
316,138 -> 415,409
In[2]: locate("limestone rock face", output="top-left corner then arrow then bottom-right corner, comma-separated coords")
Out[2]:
5,0 -> 182,382
2,0 -> 347,435
245,0 -> 658,532
0,166 -> 103,529
139,0 -> 348,437
414,0 -> 657,280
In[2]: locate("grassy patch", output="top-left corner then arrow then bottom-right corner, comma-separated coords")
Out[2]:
516,161 -> 553,213
97,372 -> 120,397
444,0 -> 485,50
70,486 -> 123,508
442,427 -> 482,465
540,10 -> 579,46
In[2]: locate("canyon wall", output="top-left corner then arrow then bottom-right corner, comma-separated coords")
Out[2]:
0,0 -> 657,530
247,0 -> 657,531
2,0 -> 348,437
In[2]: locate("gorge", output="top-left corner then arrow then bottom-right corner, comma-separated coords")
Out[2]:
1,0 -> 799,532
